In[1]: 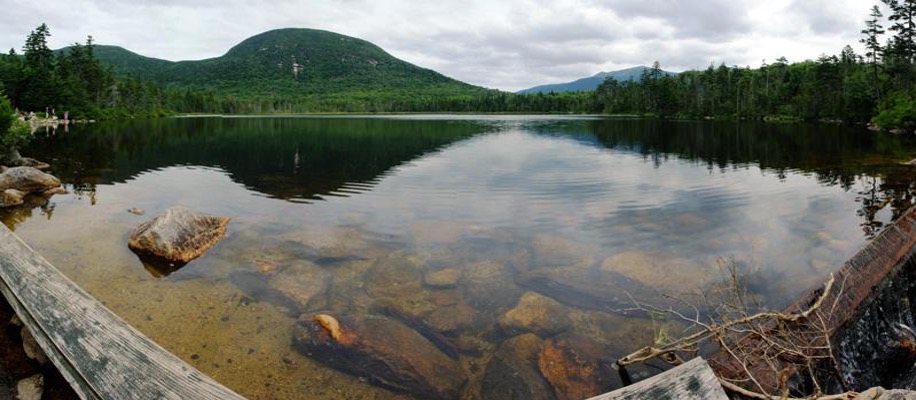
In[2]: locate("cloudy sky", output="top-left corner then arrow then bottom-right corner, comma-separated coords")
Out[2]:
0,0 -> 881,91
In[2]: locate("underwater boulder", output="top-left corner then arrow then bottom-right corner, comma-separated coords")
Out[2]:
538,335 -> 617,400
293,313 -> 467,400
481,333 -> 555,400
498,291 -> 572,338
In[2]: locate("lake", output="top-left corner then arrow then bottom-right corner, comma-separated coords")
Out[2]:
3,115 -> 916,399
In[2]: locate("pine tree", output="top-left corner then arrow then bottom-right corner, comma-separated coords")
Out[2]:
883,0 -> 916,88
862,5 -> 885,98
20,23 -> 58,111
22,23 -> 53,71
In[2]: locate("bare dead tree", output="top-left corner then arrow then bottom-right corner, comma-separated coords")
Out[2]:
617,258 -> 856,400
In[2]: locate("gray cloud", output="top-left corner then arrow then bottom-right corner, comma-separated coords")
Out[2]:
0,0 -> 876,91
606,0 -> 751,41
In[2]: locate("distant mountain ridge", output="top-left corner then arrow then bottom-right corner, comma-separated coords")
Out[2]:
72,28 -> 489,101
518,66 -> 677,94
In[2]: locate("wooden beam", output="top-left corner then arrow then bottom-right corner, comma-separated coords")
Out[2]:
586,358 -> 727,400
0,224 -> 246,400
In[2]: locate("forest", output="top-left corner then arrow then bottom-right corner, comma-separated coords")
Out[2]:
0,2 -> 915,129
593,2 -> 916,130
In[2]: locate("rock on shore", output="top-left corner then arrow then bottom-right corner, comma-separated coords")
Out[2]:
0,189 -> 26,207
0,167 -> 60,194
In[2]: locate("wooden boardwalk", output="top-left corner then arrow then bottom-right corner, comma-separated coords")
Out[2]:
0,224 -> 246,399
587,358 -> 727,400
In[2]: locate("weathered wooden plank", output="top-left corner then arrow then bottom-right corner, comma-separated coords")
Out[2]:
586,358 -> 727,400
0,224 -> 246,400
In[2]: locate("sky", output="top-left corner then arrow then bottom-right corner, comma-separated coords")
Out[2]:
0,0 -> 883,91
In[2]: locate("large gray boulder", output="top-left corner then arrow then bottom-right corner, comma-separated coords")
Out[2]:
127,207 -> 230,264
0,167 -> 60,194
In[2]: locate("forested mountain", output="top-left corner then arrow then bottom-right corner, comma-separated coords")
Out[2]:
87,45 -> 173,78
518,66 -> 676,94
0,24 -> 592,115
84,28 -> 490,110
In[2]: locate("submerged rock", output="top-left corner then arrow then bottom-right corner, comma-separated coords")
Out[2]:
599,251 -> 714,295
516,266 -> 657,311
481,334 -> 555,400
0,167 -> 60,194
461,260 -> 523,317
365,254 -> 437,318
268,260 -> 329,311
498,292 -> 571,338
538,336 -> 617,400
423,268 -> 461,289
293,313 -> 467,400
127,207 -> 230,264
254,258 -> 278,274
364,255 -> 480,355
530,235 -> 594,269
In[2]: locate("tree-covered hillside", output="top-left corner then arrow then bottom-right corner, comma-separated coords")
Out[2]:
87,45 -> 173,78
89,28 -> 492,110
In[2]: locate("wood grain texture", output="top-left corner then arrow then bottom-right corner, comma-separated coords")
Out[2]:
586,358 -> 727,400
0,224 -> 246,400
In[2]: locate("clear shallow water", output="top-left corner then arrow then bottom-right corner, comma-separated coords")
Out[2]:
4,116 -> 916,399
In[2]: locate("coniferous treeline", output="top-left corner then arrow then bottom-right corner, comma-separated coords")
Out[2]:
0,24 -> 259,118
594,55 -> 874,122
0,24 -> 165,118
592,1 -> 916,130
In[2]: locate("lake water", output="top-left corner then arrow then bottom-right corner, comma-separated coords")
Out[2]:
3,116 -> 916,399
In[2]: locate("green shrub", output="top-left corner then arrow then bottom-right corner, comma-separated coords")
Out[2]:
0,93 -> 13,136
873,91 -> 916,132
0,94 -> 33,154
3,119 -> 32,150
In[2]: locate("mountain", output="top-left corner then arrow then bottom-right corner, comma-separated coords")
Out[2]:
518,66 -> 676,94
83,28 -> 490,102
88,45 -> 173,78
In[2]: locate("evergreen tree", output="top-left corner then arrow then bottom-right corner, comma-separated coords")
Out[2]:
20,23 -> 58,111
883,0 -> 916,88
23,23 -> 53,70
862,5 -> 885,98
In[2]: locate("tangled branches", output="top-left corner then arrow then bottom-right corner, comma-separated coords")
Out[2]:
617,259 -> 856,400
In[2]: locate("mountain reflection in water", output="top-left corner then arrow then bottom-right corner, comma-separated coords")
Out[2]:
3,116 -> 916,400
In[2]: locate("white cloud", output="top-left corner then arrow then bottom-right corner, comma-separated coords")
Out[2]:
0,0 -> 881,91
